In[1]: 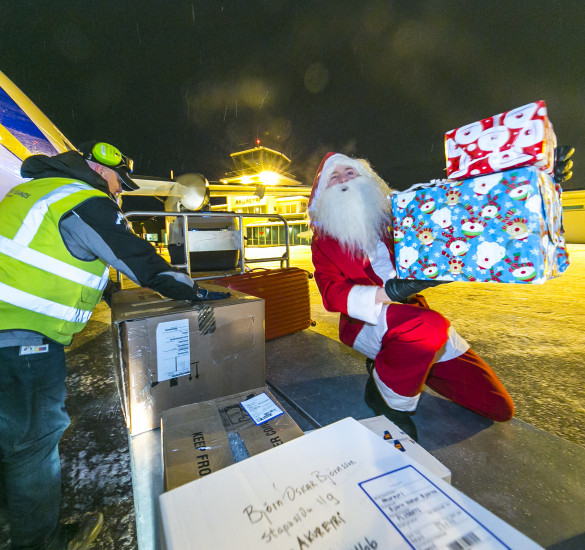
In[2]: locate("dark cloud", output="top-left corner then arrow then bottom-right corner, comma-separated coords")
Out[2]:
1,0 -> 583,189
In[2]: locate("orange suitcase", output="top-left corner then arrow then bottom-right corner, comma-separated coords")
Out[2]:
211,267 -> 314,341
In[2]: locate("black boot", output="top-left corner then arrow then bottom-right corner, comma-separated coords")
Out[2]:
365,358 -> 375,376
364,376 -> 418,441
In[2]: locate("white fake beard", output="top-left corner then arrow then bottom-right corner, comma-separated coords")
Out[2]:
312,175 -> 391,257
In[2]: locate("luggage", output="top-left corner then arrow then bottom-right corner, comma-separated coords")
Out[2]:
210,267 -> 314,341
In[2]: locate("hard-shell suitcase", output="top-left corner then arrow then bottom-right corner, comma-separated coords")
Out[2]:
211,267 -> 314,341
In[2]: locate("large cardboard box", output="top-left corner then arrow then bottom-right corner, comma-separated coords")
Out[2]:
160,418 -> 542,549
161,387 -> 304,491
445,100 -> 556,180
111,285 -> 265,435
392,166 -> 569,283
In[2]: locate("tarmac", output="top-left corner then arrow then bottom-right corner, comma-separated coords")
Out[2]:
282,243 -> 585,450
0,243 -> 583,549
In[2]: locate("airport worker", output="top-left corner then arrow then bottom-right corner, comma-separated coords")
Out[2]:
308,152 -> 515,440
0,142 -> 229,549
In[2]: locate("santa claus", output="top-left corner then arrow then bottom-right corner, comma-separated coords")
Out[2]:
308,152 -> 514,439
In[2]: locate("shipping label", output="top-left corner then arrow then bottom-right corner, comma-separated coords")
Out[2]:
360,465 -> 510,549
240,392 -> 284,425
155,318 -> 190,381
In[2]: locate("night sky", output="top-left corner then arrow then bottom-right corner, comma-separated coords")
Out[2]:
2,1 -> 584,191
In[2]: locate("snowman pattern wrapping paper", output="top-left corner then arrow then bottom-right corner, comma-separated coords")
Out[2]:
391,166 -> 569,284
445,101 -> 556,180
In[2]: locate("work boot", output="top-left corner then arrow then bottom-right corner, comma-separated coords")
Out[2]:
364,376 -> 418,441
46,512 -> 104,550
365,358 -> 375,376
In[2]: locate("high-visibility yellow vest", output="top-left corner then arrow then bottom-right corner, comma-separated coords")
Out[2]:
0,178 -> 111,345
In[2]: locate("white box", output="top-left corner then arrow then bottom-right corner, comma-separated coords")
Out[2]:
160,417 -> 542,549
359,416 -> 451,483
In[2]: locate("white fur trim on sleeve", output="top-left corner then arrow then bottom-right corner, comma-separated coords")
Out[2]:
347,285 -> 382,324
373,369 -> 420,412
352,304 -> 388,360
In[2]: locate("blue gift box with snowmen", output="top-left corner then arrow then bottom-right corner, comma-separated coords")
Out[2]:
391,166 -> 569,283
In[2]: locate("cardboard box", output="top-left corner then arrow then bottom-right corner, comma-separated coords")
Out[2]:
445,100 -> 556,179
391,166 -> 569,283
160,418 -> 542,550
161,387 -> 304,491
359,416 -> 451,483
111,285 -> 265,435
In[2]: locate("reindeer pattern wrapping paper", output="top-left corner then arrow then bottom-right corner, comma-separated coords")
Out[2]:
391,166 -> 569,284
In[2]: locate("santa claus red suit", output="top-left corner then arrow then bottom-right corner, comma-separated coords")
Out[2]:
308,152 -> 514,421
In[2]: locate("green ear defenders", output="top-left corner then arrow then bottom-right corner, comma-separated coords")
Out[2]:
92,142 -> 134,172
78,141 -> 139,190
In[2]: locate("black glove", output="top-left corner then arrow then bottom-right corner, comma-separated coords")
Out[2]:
554,145 -> 574,184
102,280 -> 121,308
191,285 -> 231,302
384,278 -> 447,303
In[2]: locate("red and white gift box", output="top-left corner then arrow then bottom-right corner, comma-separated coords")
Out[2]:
445,100 -> 557,180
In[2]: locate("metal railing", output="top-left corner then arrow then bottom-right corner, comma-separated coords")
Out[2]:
123,210 -> 291,281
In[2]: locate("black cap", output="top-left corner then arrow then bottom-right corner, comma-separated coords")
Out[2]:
78,141 -> 140,191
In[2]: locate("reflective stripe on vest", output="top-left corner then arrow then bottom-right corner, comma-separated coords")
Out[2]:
1,182 -> 109,290
0,178 -> 110,344
0,234 -> 109,289
0,281 -> 93,324
13,183 -> 93,246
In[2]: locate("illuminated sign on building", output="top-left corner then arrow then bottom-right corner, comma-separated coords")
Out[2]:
232,197 -> 267,207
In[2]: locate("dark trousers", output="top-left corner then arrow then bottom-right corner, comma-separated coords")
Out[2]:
0,344 -> 70,549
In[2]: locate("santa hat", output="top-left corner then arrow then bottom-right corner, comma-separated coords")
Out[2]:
307,152 -> 379,215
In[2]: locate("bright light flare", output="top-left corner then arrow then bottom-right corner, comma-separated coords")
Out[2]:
259,171 -> 279,185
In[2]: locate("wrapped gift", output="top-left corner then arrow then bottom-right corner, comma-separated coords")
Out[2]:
391,166 -> 569,283
445,101 -> 557,180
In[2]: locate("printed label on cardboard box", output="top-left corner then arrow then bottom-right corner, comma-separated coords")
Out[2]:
155,319 -> 191,381
240,392 -> 284,425
360,466 -> 508,548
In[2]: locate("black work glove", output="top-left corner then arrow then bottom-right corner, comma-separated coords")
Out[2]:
191,285 -> 231,302
384,278 -> 447,303
102,280 -> 121,308
554,146 -> 574,184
